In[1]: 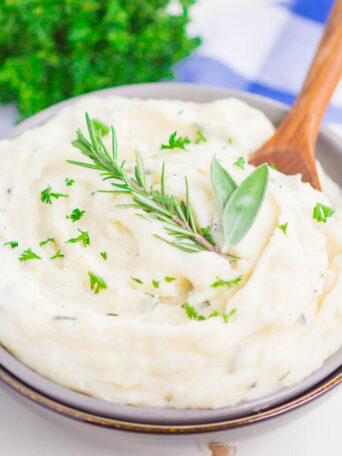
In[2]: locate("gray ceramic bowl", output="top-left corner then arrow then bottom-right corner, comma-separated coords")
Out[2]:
1,82 -> 342,428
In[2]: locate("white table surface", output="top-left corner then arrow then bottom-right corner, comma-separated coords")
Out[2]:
1,0 -> 342,454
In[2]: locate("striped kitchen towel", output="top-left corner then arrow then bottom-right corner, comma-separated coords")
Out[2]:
176,0 -> 342,134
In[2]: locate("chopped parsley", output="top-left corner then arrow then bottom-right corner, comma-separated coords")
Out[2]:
100,251 -> 107,260
161,131 -> 190,150
39,237 -> 55,247
66,208 -> 86,222
278,223 -> 288,236
65,178 -> 75,187
152,280 -> 159,289
233,156 -> 245,170
18,248 -> 41,261
91,191 -> 96,196
132,277 -> 143,284
194,124 -> 207,144
211,276 -> 242,288
65,229 -> 90,247
222,309 -> 236,323
6,188 -> 12,194
92,118 -> 110,136
88,271 -> 107,294
228,137 -> 233,144
50,249 -> 64,260
201,226 -> 215,245
183,302 -> 201,320
3,240 -> 18,248
183,302 -> 234,323
165,276 -> 176,283
41,185 -> 68,204
313,203 -> 335,223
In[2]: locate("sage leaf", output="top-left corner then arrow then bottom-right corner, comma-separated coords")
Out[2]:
210,156 -> 237,212
222,164 -> 269,245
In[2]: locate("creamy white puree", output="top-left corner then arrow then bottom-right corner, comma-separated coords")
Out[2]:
0,96 -> 341,409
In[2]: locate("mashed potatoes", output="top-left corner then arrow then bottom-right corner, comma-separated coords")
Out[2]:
0,96 -> 341,409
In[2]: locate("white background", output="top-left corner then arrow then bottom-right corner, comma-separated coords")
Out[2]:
1,0 -> 342,454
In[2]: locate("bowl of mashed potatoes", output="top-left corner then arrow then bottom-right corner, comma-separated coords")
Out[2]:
0,83 -> 341,432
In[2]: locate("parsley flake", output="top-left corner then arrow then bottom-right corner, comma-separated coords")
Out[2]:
152,280 -> 159,289
161,131 -> 190,150
233,156 -> 245,170
211,276 -> 242,288
92,118 -> 110,136
6,188 -> 12,194
132,277 -> 143,284
50,249 -> 64,260
165,276 -> 176,282
100,251 -> 107,260
88,271 -> 107,294
19,248 -> 41,261
193,124 -> 207,144
65,229 -> 90,247
41,185 -> 68,204
201,226 -> 215,245
39,237 -> 55,247
228,138 -> 233,144
4,240 -> 18,248
65,178 -> 75,187
66,208 -> 86,222
278,223 -> 288,236
222,308 -> 236,323
313,203 -> 335,223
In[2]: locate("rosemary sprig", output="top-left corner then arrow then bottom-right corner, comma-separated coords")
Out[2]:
68,114 -> 230,260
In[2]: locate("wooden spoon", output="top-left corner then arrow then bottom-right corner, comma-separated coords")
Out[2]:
249,0 -> 342,190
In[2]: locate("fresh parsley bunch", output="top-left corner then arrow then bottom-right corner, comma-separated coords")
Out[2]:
0,0 -> 199,117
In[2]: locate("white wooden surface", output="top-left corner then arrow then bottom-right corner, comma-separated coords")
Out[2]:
1,0 -> 342,454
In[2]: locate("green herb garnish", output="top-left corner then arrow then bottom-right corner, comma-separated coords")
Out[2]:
183,302 -> 235,323
65,229 -> 90,247
222,308 -> 236,323
19,248 -> 41,261
194,124 -> 207,144
65,178 -> 75,187
100,251 -> 107,260
233,156 -> 245,170
210,156 -> 237,212
6,188 -> 12,194
132,277 -> 143,284
161,131 -> 190,150
201,226 -> 215,245
88,272 -> 107,294
92,119 -> 110,137
39,237 -> 55,247
41,185 -> 68,204
165,276 -> 176,282
66,208 -> 85,222
152,280 -> 159,288
313,203 -> 335,223
211,276 -> 242,288
50,249 -> 64,260
278,223 -> 288,236
3,240 -> 18,248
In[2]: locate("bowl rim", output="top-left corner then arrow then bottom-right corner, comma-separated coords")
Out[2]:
1,82 -> 342,427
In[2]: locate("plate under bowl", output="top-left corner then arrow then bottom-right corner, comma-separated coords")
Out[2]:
1,82 -> 342,427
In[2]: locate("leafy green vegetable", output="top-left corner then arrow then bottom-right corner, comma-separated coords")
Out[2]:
66,208 -> 86,222
152,280 -> 159,288
39,237 -> 56,247
278,223 -> 288,236
161,131 -> 191,150
222,164 -> 269,245
3,240 -> 18,248
233,156 -> 245,170
210,156 -> 237,212
65,178 -> 75,187
41,185 -> 68,204
65,228 -> 90,247
18,248 -> 41,261
0,1 -> 199,117
165,276 -> 176,282
313,203 -> 335,223
100,251 -> 107,260
88,271 -> 107,294
50,249 -> 64,260
211,276 -> 242,288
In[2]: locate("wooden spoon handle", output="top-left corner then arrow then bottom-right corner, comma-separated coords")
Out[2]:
272,0 -> 342,152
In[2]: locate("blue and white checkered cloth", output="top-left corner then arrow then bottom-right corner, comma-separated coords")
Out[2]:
176,0 -> 342,135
